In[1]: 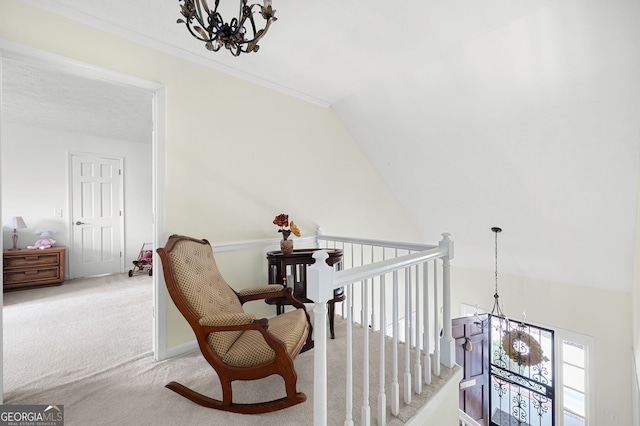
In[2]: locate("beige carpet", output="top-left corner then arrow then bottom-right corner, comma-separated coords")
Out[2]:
3,273 -> 458,425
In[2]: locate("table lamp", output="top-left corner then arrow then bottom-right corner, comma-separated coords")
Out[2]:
3,216 -> 28,250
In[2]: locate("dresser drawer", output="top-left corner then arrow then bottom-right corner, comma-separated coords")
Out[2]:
3,247 -> 66,291
3,251 -> 60,268
3,267 -> 62,286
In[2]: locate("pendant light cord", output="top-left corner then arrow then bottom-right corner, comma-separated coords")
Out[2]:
495,228 -> 499,295
490,227 -> 503,317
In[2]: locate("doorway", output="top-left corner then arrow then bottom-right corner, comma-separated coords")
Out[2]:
0,42 -> 168,402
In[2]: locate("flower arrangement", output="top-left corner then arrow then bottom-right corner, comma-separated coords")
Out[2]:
273,213 -> 301,240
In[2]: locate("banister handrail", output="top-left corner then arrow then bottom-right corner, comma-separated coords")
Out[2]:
209,234 -> 435,254
317,234 -> 437,252
317,246 -> 448,290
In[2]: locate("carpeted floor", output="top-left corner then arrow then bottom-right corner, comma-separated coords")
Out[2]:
3,273 -> 457,425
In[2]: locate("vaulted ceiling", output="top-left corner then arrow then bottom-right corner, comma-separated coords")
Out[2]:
4,0 -> 640,293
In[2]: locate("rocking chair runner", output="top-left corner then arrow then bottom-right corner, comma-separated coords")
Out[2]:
157,235 -> 313,414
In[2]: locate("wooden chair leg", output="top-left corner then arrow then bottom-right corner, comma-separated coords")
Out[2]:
328,301 -> 336,339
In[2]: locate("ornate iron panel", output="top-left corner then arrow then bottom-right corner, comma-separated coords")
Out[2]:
489,315 -> 555,426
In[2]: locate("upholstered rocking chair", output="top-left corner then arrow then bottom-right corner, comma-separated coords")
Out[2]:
157,235 -> 313,414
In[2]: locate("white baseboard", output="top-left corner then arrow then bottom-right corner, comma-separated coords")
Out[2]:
165,340 -> 199,359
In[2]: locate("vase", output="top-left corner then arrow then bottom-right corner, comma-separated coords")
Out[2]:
280,239 -> 294,255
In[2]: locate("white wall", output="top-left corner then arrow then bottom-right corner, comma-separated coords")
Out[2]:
1,122 -> 152,276
407,368 -> 463,426
0,2 -> 421,348
452,266 -> 632,426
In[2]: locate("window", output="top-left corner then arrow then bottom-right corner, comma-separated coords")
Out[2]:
558,332 -> 593,426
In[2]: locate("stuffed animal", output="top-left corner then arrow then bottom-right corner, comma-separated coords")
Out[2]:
28,230 -> 56,250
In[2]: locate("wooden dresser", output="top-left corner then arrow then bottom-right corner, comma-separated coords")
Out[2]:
2,246 -> 66,291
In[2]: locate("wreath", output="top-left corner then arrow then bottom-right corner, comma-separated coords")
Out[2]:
501,329 -> 544,367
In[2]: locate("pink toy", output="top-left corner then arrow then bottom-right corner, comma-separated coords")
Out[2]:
28,230 -> 56,250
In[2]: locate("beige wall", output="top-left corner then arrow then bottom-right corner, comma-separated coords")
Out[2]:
0,1 -> 420,347
452,266 -> 632,426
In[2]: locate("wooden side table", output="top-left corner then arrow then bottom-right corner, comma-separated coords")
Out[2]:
266,248 -> 344,339
3,246 -> 66,291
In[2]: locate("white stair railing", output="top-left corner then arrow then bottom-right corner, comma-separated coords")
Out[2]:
308,233 -> 455,426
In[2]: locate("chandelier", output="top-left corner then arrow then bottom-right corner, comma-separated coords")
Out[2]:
489,227 -> 506,319
474,227 -> 509,329
177,0 -> 277,56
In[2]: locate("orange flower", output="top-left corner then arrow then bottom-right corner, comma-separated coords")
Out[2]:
290,221 -> 301,237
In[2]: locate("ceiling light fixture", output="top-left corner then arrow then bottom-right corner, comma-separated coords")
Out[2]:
489,227 -> 507,320
475,227 -> 509,329
177,0 -> 277,56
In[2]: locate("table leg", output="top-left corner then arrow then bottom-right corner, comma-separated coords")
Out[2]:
328,301 -> 335,339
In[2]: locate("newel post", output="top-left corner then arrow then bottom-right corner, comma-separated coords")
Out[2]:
307,250 -> 334,426
439,233 -> 456,368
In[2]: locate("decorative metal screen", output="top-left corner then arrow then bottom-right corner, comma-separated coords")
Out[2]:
489,315 -> 555,426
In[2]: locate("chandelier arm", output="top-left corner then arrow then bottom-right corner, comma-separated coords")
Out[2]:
246,4 -> 267,38
245,22 -> 270,52
229,43 -> 242,56
185,22 -> 215,43
196,0 -> 207,22
179,8 -> 214,42
178,0 -> 276,55
192,1 -> 214,36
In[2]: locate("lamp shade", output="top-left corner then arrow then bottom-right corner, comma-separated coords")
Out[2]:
3,216 -> 27,230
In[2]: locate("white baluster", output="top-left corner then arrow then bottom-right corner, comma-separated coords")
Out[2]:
433,261 -> 440,377
404,267 -> 412,404
391,270 -> 399,416
344,284 -> 354,426
370,247 -> 377,331
349,243 -> 356,322
360,246 -> 365,327
423,261 -> 431,385
413,264 -> 422,394
361,279 -> 371,426
377,274 -> 386,425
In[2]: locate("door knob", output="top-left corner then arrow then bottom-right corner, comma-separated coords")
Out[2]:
75,221 -> 85,225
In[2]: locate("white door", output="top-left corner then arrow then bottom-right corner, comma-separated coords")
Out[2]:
71,154 -> 123,277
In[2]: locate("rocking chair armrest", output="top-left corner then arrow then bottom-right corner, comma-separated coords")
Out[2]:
237,287 -> 308,313
237,285 -> 287,303
199,312 -> 256,327
237,284 -> 284,298
198,317 -> 269,334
